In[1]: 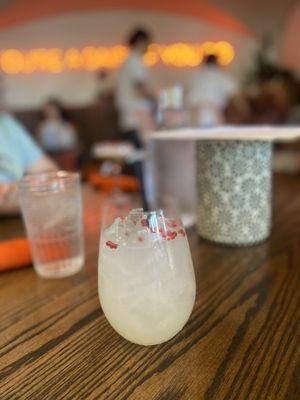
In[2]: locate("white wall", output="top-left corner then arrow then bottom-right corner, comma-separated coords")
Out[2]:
0,9 -> 258,110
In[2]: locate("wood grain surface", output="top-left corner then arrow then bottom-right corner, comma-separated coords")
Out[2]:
0,174 -> 299,400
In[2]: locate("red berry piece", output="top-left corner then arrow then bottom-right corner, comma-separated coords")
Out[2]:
178,229 -> 186,237
106,240 -> 118,249
167,231 -> 177,240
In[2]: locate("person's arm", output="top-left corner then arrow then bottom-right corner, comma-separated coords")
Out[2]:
10,114 -> 58,175
0,156 -> 57,215
0,182 -> 19,215
0,115 -> 57,215
26,155 -> 57,175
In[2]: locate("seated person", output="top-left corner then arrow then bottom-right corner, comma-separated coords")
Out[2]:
0,112 -> 56,214
37,99 -> 78,153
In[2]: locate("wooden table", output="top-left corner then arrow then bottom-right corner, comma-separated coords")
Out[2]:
0,175 -> 299,400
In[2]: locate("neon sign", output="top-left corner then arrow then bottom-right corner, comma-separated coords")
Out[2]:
0,41 -> 234,74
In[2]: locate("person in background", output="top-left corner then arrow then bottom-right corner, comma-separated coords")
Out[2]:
38,99 -> 78,154
0,113 -> 56,214
116,27 -> 156,208
116,27 -> 155,140
186,54 -> 240,126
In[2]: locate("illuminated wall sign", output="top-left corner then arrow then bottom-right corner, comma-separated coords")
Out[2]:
0,41 -> 234,74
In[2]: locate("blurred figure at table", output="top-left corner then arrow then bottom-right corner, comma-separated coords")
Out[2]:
186,54 -> 240,127
116,27 -> 156,208
37,99 -> 79,170
0,114 -> 56,214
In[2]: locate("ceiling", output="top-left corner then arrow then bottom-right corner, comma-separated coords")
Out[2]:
0,0 -> 296,37
212,0 -> 298,36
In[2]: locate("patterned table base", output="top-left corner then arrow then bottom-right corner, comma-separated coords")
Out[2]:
196,140 -> 272,246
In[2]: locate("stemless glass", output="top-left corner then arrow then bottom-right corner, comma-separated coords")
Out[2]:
98,207 -> 196,345
18,171 -> 84,278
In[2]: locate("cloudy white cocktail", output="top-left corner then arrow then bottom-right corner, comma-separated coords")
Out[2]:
98,209 -> 196,345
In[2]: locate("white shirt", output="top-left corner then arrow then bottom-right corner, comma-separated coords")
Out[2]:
116,51 -> 152,131
38,120 -> 78,152
187,65 -> 239,126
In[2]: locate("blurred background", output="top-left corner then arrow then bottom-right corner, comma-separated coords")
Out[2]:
0,0 -> 300,203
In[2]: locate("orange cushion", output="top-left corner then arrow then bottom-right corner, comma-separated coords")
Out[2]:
88,173 -> 140,192
0,238 -> 32,271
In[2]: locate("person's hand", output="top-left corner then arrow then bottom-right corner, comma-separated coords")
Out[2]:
0,182 -> 19,215
0,183 -> 14,202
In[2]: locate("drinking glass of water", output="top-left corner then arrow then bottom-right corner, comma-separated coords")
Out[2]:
98,207 -> 196,345
19,171 -> 84,278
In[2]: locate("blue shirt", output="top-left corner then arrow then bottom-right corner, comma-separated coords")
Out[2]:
0,113 -> 42,182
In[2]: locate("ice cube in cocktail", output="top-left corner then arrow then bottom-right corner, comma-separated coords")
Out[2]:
98,209 -> 196,345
